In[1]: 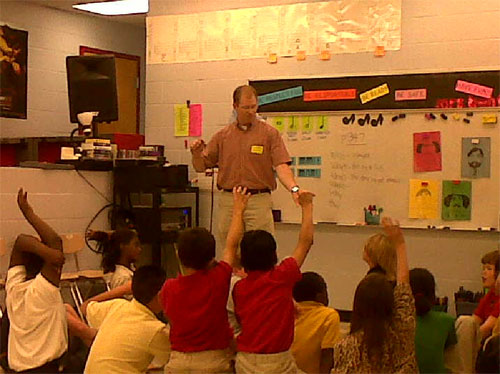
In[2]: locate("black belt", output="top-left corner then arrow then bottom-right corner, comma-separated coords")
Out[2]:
223,188 -> 271,195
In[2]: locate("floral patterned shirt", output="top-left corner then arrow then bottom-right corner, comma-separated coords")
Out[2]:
332,283 -> 418,374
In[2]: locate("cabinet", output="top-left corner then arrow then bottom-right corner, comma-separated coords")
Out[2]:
113,164 -> 198,277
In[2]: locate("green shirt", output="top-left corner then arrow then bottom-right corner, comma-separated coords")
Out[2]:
415,310 -> 457,373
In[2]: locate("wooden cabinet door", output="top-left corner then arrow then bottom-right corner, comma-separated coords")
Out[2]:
80,46 -> 140,134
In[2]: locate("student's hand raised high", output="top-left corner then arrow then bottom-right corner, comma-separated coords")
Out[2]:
297,190 -> 315,207
17,188 -> 34,217
382,217 -> 405,248
233,186 -> 251,212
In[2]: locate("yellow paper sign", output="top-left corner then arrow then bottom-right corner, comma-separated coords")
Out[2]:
360,83 -> 390,104
251,145 -> 264,154
408,179 -> 439,219
288,116 -> 299,132
482,114 -> 497,124
174,104 -> 189,137
267,53 -> 278,64
312,116 -> 329,132
272,117 -> 285,133
301,117 -> 312,132
320,50 -> 331,61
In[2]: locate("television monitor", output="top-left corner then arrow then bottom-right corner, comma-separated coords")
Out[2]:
66,55 -> 118,124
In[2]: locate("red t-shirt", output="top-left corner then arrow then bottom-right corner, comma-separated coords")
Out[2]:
474,288 -> 500,321
160,261 -> 233,352
233,257 -> 301,353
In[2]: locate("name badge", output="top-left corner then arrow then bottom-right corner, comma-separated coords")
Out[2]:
251,145 -> 264,154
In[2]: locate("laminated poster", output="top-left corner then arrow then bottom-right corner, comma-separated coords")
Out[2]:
408,179 -> 439,219
461,137 -> 490,178
442,180 -> 472,221
414,131 -> 442,172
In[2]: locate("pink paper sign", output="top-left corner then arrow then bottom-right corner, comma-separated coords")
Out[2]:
395,88 -> 427,101
414,131 -> 442,172
189,104 -> 203,137
455,80 -> 493,99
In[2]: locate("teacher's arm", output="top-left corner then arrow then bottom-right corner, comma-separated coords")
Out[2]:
275,163 -> 310,206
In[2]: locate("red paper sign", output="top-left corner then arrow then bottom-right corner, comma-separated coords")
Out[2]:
303,89 -> 357,102
455,80 -> 493,99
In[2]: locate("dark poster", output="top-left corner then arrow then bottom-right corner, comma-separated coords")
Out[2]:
1,25 -> 28,119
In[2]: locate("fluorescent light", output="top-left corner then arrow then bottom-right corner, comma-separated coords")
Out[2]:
73,0 -> 148,16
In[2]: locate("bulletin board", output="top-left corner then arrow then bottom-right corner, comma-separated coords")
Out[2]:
264,111 -> 499,229
251,70 -> 500,230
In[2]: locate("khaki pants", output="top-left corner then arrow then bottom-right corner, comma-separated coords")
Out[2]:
455,315 -> 481,373
235,351 -> 304,374
165,349 -> 234,374
217,191 -> 274,250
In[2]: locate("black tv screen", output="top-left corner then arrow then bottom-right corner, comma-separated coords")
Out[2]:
66,55 -> 118,124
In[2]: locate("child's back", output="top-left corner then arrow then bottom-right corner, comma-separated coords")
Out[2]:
415,310 -> 456,373
291,272 -> 340,374
233,191 -> 314,373
161,260 -> 233,351
234,256 -> 300,353
160,188 -> 250,373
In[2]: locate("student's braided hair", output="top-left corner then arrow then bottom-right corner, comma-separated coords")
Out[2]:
91,229 -> 137,273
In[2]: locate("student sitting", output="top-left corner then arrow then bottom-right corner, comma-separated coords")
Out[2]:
409,268 -> 460,373
89,228 -> 142,292
82,265 -> 170,373
65,228 -> 143,349
476,273 -> 500,373
362,232 -> 396,282
332,218 -> 418,374
160,187 -> 250,374
6,188 -> 67,373
455,249 -> 499,373
291,272 -> 340,374
233,191 -> 315,374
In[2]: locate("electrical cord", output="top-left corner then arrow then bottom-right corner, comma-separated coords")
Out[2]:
76,169 -> 112,203
84,203 -> 114,253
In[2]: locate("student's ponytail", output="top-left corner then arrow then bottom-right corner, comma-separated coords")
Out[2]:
90,229 -> 136,273
409,268 -> 436,316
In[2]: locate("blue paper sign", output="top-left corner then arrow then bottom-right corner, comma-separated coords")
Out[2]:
258,86 -> 303,106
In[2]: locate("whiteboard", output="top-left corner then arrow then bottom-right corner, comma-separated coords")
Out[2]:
265,110 -> 500,230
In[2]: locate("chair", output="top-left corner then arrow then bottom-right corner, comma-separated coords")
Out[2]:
61,233 -> 108,320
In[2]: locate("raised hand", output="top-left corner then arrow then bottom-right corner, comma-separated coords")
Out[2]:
297,190 -> 315,206
17,188 -> 33,217
382,217 -> 405,247
233,186 -> 250,211
190,139 -> 206,156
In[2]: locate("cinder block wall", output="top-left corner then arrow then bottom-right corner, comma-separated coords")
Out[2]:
145,0 -> 500,311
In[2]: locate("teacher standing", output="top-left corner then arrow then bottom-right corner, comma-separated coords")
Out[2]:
191,85 -> 306,245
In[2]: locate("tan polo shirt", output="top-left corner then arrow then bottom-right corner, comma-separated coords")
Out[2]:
202,119 -> 290,190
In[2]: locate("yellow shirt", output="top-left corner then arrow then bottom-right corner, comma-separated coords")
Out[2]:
84,298 -> 170,374
291,301 -> 340,374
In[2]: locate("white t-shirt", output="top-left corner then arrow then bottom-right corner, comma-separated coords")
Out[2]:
109,264 -> 133,289
6,266 -> 68,371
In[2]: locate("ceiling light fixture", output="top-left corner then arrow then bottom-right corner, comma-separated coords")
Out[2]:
73,0 -> 148,16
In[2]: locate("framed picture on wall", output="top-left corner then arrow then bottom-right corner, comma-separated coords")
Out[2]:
0,24 -> 28,119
